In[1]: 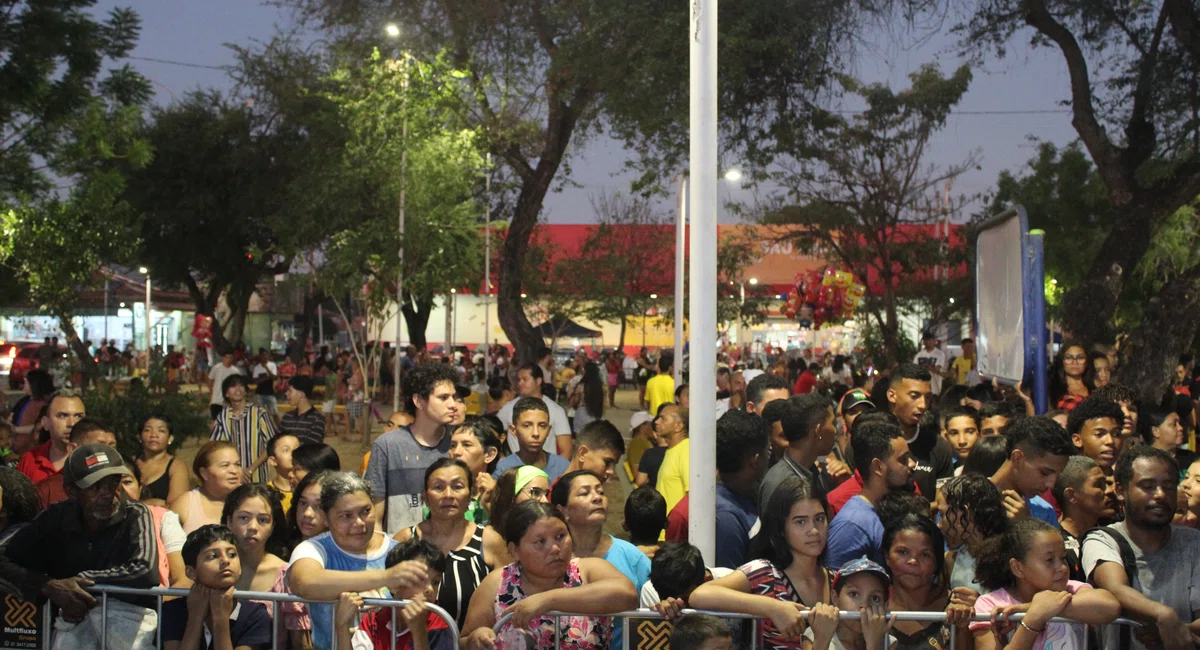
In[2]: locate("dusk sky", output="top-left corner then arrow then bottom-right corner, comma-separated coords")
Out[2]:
98,1 -> 1079,224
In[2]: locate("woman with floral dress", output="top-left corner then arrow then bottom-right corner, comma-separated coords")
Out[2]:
461,501 -> 637,650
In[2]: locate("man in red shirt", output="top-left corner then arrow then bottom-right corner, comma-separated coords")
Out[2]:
36,419 -> 117,509
16,393 -> 85,485
793,362 -> 818,394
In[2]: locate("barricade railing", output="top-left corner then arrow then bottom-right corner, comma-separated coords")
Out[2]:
38,584 -> 460,650
492,609 -> 1145,650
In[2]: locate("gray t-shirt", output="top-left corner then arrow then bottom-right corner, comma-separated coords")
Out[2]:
1081,523 -> 1200,650
758,455 -> 815,511
364,426 -> 450,536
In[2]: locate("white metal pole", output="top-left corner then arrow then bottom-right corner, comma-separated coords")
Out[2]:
484,153 -> 492,382
392,57 -> 409,413
318,305 -> 324,346
674,175 -> 687,384
144,275 -> 152,369
689,0 -> 718,565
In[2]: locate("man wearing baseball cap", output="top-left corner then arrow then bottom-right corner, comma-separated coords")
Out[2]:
0,443 -> 160,621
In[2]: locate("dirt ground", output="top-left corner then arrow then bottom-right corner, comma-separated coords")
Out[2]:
173,388 -> 644,538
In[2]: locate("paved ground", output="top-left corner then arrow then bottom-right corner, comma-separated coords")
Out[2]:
170,387 -> 645,538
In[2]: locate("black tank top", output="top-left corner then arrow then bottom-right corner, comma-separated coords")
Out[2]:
141,457 -> 174,502
408,524 -> 490,627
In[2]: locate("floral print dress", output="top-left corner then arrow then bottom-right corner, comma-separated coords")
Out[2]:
493,559 -> 611,650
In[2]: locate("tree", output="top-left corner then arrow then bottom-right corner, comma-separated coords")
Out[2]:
1,3 -> 142,201
321,50 -> 486,351
282,0 -> 926,363
962,0 -> 1200,398
122,39 -> 356,352
762,63 -> 974,365
518,233 -> 593,349
124,92 -> 304,351
560,191 -> 674,350
0,3 -> 150,375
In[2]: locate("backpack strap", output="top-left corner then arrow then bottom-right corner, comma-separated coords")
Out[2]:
1085,526 -> 1136,650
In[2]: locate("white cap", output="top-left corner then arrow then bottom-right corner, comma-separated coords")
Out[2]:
630,411 -> 654,431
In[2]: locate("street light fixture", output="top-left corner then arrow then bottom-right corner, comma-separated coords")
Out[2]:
748,277 -> 758,285
674,167 -> 744,384
385,23 -> 400,37
650,294 -> 658,299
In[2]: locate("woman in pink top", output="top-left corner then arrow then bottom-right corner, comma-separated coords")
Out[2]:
970,519 -> 1119,650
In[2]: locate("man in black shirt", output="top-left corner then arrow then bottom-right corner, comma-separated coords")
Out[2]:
280,376 -> 326,445
886,363 -> 955,500
0,443 -> 159,620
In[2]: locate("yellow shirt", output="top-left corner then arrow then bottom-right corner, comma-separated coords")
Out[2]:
269,478 -> 293,514
645,374 -> 676,416
656,438 -> 690,516
951,356 -> 974,385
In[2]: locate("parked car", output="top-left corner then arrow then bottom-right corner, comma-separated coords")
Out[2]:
8,344 -> 39,389
8,343 -> 66,389
0,343 -> 15,377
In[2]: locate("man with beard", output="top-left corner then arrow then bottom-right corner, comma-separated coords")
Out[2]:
0,444 -> 160,622
1082,447 -> 1200,650
886,363 -> 955,500
825,420 -> 915,569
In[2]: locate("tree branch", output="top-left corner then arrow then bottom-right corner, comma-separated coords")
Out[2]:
1023,0 -> 1133,203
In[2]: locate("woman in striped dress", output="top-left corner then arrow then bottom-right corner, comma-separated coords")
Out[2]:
393,457 -> 505,627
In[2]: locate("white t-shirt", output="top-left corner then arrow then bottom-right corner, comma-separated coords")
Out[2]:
252,362 -> 278,382
639,567 -> 733,606
912,347 -> 948,394
208,364 -> 244,405
160,510 -> 186,553
497,395 -> 572,454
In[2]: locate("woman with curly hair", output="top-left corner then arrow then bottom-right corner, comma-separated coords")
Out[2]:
937,474 -> 1007,592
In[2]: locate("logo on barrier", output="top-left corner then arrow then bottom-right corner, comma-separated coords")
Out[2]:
635,619 -> 671,650
3,594 -> 36,628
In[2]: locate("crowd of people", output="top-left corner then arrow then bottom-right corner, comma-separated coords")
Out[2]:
1,336 -> 1199,650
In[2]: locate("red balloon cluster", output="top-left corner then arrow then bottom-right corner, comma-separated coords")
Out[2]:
784,268 -> 866,328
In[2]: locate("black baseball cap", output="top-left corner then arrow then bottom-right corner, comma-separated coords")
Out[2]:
840,388 -> 875,414
63,444 -> 131,489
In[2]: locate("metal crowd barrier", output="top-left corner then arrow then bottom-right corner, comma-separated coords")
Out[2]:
492,608 -> 1145,650
38,585 -> 460,650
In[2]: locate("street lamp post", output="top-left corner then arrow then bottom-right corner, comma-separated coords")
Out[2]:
674,175 -> 687,384
689,0 -> 718,565
139,267 -> 151,369
387,23 -> 407,412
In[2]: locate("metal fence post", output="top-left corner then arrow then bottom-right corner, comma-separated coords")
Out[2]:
100,592 -> 108,649
156,594 -> 164,650
555,613 -> 562,650
391,605 -> 398,650
271,601 -> 279,650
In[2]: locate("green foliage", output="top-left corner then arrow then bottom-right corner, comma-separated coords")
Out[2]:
279,0 -> 926,360
1,3 -> 144,201
985,142 -> 1119,300
314,50 -> 485,350
82,383 -> 209,461
762,63 -> 973,364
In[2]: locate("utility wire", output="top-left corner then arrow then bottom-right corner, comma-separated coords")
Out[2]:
128,56 -> 227,71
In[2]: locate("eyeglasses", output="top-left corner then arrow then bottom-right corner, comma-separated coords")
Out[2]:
1064,355 -> 1087,362
524,486 -> 549,499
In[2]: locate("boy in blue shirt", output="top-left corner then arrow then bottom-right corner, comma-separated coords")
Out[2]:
493,397 -> 568,482
162,524 -> 272,650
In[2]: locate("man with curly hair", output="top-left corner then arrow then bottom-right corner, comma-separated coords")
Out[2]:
365,362 -> 462,535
